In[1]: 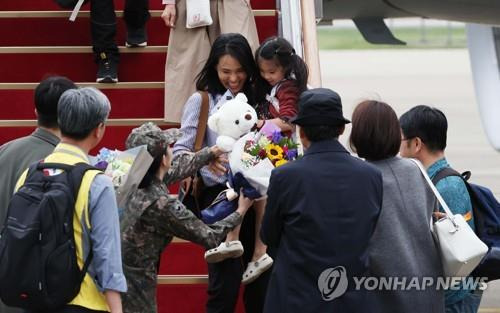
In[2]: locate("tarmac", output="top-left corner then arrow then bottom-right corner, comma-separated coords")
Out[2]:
319,48 -> 500,310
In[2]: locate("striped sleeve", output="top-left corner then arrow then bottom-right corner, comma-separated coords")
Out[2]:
173,92 -> 203,156
275,80 -> 299,120
172,91 -> 228,187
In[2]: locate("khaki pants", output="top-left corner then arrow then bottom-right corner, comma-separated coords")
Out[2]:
164,0 -> 259,123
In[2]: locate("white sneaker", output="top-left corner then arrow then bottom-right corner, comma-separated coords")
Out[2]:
204,241 -> 244,263
242,253 -> 273,285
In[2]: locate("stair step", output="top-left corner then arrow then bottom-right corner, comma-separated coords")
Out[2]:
0,15 -> 277,46
0,125 -> 164,150
157,275 -> 207,285
0,46 -> 167,53
0,9 -> 276,18
0,17 -> 168,46
156,285 -> 246,313
0,82 -> 163,89
159,242 -> 207,275
0,87 -> 164,120
0,0 -> 275,11
0,52 -> 166,82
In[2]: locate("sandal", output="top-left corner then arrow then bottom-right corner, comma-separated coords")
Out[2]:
242,253 -> 273,285
204,241 -> 244,263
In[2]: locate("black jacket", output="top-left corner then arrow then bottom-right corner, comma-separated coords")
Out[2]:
261,139 -> 383,313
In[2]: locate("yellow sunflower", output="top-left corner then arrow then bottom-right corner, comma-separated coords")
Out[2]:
275,159 -> 288,167
266,144 -> 284,161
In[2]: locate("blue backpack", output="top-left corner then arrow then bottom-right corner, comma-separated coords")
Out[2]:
433,168 -> 500,281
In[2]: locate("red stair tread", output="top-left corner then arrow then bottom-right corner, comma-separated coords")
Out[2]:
0,128 -> 33,145
0,88 -> 164,120
0,16 -> 276,46
0,0 -> 275,11
0,18 -> 168,47
157,285 -> 245,313
0,53 -> 166,83
159,242 -> 207,275
0,126 -> 164,150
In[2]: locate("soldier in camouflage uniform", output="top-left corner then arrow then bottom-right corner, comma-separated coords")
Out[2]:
120,122 -> 252,313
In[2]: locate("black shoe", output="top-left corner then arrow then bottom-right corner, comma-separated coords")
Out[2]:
126,26 -> 147,48
96,53 -> 118,83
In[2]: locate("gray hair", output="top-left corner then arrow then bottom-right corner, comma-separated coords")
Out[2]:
58,87 -> 111,140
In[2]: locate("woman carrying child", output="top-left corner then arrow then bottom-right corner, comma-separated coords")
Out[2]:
206,36 -> 309,286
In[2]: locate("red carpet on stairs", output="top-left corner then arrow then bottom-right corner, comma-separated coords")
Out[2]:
0,0 -> 277,311
0,88 -> 164,121
0,17 -> 277,47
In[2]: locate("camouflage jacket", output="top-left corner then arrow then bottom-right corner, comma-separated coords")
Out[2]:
121,148 -> 242,313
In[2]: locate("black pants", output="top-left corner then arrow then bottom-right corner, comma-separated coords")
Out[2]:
24,305 -> 107,313
89,0 -> 150,61
200,185 -> 271,313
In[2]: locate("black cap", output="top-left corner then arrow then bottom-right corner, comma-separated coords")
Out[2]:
291,88 -> 351,126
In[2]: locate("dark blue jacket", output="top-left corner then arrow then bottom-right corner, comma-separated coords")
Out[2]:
261,139 -> 383,313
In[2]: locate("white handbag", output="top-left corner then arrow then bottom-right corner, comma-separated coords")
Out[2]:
411,159 -> 488,277
186,0 -> 213,29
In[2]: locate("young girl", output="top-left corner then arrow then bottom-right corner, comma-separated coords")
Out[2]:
205,37 -> 309,285
254,36 -> 309,134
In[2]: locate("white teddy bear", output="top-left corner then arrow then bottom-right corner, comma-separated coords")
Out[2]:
207,93 -> 258,152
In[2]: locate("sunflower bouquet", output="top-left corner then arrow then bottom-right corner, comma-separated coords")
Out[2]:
229,121 -> 300,196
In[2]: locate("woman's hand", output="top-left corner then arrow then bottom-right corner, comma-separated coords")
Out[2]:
236,190 -> 254,215
162,4 -> 177,27
207,154 -> 228,176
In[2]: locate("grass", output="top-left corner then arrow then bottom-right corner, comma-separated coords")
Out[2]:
317,26 -> 467,50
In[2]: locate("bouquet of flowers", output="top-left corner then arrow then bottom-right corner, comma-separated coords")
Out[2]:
93,145 -> 153,208
229,121 -> 300,197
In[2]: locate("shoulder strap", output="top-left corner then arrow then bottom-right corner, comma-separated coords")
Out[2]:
194,91 -> 209,152
410,159 -> 457,221
431,167 -> 461,185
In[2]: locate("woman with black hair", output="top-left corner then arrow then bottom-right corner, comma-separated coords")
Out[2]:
173,33 -> 268,313
120,122 -> 252,313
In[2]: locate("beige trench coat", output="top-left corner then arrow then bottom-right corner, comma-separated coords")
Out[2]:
164,0 -> 259,123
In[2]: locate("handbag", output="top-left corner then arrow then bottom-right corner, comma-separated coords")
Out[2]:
180,91 -> 210,217
186,0 -> 213,29
412,158 -> 488,277
201,188 -> 238,224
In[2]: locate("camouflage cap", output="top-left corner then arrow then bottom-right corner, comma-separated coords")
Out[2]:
125,122 -> 182,156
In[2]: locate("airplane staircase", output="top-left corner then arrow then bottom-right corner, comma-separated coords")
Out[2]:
0,0 -> 278,312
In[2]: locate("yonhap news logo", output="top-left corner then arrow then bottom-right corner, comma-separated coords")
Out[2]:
317,266 -> 349,301
317,265 -> 488,301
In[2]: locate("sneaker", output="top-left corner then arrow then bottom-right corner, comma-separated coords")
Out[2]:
96,52 -> 118,83
242,253 -> 273,285
204,241 -> 244,263
126,26 -> 147,48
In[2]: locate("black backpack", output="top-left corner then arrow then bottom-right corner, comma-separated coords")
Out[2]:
433,168 -> 500,281
0,162 -> 98,310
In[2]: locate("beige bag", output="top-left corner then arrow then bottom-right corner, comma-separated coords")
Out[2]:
186,0 -> 213,28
